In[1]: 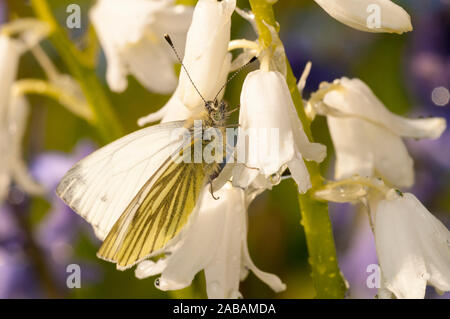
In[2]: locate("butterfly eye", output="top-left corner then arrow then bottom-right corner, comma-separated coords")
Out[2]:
206,101 -> 219,112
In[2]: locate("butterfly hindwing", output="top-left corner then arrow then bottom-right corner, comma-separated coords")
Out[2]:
97,153 -> 206,269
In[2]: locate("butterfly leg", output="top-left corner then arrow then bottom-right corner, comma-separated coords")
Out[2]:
209,178 -> 220,200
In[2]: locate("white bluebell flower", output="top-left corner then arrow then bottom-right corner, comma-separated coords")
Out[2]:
90,0 -> 193,93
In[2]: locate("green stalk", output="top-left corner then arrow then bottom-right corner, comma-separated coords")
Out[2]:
31,0 -> 123,143
249,0 -> 346,298
13,79 -> 94,122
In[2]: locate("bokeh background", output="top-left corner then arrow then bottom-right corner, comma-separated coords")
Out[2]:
1,0 -> 449,298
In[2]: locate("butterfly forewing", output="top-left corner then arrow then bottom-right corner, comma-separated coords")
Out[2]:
56,121 -> 186,240
97,142 -> 206,269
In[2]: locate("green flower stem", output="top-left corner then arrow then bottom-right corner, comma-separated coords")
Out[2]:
13,79 -> 94,123
249,0 -> 346,298
31,0 -> 123,143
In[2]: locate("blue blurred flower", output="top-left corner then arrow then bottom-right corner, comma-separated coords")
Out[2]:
30,141 -> 102,290
330,203 -> 378,299
0,245 -> 41,298
0,202 -> 43,298
0,141 -> 102,298
408,4 -> 449,114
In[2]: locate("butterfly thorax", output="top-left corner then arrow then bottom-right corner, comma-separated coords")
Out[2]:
179,99 -> 226,183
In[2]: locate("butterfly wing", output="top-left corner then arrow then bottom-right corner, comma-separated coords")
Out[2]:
97,157 -> 206,269
56,121 -> 186,240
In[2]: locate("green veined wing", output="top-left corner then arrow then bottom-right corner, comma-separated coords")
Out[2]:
56,121 -> 187,241
97,146 -> 206,270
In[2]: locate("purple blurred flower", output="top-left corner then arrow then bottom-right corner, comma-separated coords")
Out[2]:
0,141 -> 102,298
426,286 -> 450,299
30,141 -> 102,289
0,204 -> 41,298
408,131 -> 450,171
329,202 -> 354,249
0,247 -> 41,298
0,1 -> 6,25
338,215 -> 378,299
330,203 -> 378,299
280,7 -> 366,96
408,4 -> 450,113
32,141 -> 95,249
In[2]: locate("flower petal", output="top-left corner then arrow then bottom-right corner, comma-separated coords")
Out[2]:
368,123 -> 414,188
151,4 -> 194,60
105,54 -> 128,92
177,0 -> 235,108
138,87 -> 199,126
241,207 -> 286,293
327,117 -> 374,181
135,259 -> 168,279
123,40 -> 177,94
287,154 -> 311,194
325,78 -> 446,140
322,78 -> 436,187
238,70 -> 296,175
0,19 -> 49,52
313,0 -> 412,34
204,187 -> 245,298
154,187 -> 225,291
375,190 -> 450,299
231,164 -> 259,189
90,0 -> 192,93
0,35 -> 21,119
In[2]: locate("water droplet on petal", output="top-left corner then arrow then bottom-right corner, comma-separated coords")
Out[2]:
421,273 -> 430,281
269,172 -> 281,185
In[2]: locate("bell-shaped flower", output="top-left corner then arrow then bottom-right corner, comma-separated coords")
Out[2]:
135,183 -> 286,298
313,0 -> 412,34
90,0 -> 193,93
0,19 -> 49,119
311,77 -> 446,188
0,35 -> 20,124
0,22 -> 48,202
138,0 -> 234,125
236,70 -> 326,193
137,86 -> 197,125
374,189 -> 450,299
0,95 -> 44,202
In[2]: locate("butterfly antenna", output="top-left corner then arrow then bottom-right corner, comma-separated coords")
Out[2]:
214,56 -> 258,102
164,34 -> 206,104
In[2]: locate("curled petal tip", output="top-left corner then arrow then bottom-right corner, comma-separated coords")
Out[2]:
313,0 -> 413,34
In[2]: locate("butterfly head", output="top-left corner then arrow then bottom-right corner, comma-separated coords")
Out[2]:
163,34 -> 255,128
205,100 -> 227,126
